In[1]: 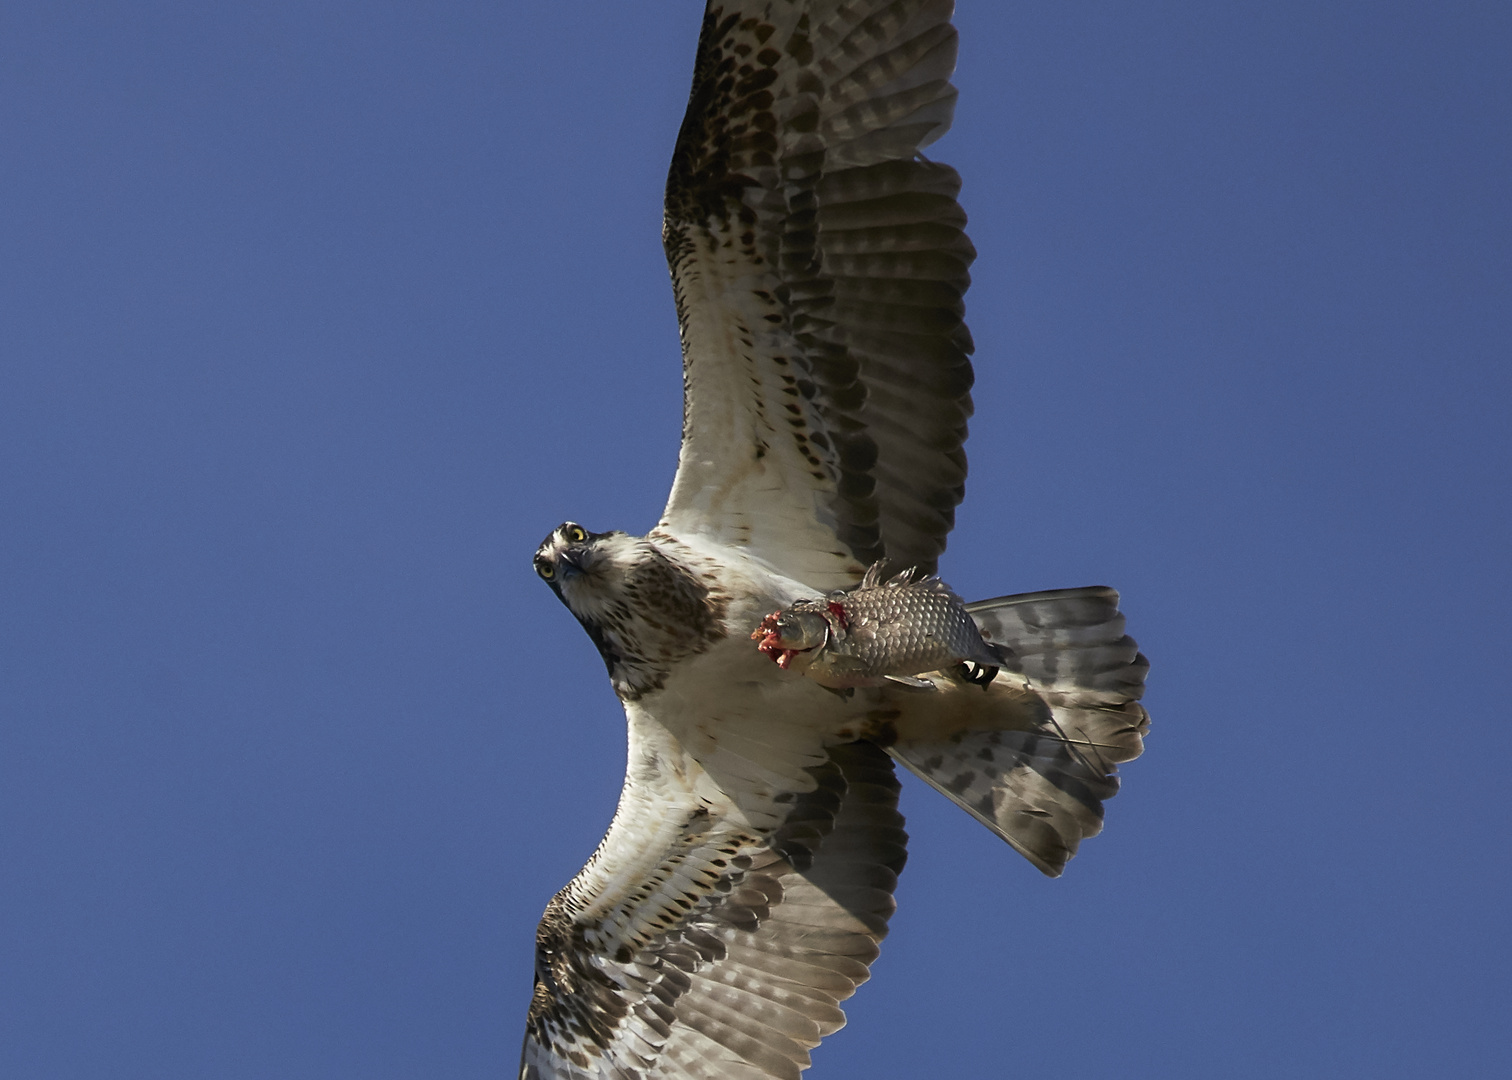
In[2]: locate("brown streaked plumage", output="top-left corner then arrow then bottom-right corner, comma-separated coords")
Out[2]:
519,5 -> 1149,1078
661,0 -> 974,590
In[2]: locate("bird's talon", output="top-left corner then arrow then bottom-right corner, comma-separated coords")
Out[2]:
954,662 -> 999,688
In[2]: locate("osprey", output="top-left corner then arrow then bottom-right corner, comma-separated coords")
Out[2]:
520,3 -> 1149,1078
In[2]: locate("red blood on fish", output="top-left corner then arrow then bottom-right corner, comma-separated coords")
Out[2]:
752,612 -> 797,666
826,601 -> 849,630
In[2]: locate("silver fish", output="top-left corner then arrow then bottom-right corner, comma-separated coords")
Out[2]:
752,563 -> 1003,690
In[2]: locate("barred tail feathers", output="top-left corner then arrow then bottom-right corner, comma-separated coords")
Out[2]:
888,587 -> 1149,876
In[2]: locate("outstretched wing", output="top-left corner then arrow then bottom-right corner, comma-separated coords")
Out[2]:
662,0 -> 975,589
520,739 -> 906,1080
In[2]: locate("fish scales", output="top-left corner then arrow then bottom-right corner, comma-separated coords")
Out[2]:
752,564 -> 1002,689
834,576 -> 997,677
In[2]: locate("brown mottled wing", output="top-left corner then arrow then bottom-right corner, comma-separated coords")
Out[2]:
661,0 -> 974,589
890,587 -> 1150,876
520,741 -> 905,1080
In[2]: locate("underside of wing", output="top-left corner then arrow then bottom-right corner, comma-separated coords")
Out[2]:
662,0 -> 975,589
520,741 -> 906,1080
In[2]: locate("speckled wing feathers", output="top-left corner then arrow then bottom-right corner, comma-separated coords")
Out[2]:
523,3 -> 1150,1076
520,742 -> 905,1080
662,0 -> 974,589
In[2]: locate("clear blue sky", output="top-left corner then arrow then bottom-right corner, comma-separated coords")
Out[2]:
3,2 -> 1509,1077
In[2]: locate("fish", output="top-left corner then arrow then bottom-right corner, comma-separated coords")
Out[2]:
752,563 -> 1004,690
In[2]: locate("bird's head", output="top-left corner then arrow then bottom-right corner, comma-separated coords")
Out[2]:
532,521 -> 718,697
533,521 -> 638,621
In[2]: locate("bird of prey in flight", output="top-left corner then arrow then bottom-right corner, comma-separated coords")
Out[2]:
520,3 -> 1149,1077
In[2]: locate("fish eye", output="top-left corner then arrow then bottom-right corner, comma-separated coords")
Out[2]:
563,525 -> 587,543
536,559 -> 555,581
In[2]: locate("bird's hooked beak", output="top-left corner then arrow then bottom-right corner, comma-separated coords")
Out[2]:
557,546 -> 587,580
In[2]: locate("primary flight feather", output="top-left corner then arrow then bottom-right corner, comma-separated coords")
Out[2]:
519,4 -> 1150,1078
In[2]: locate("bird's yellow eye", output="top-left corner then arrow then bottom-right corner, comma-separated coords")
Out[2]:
564,525 -> 587,543
537,561 -> 555,581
